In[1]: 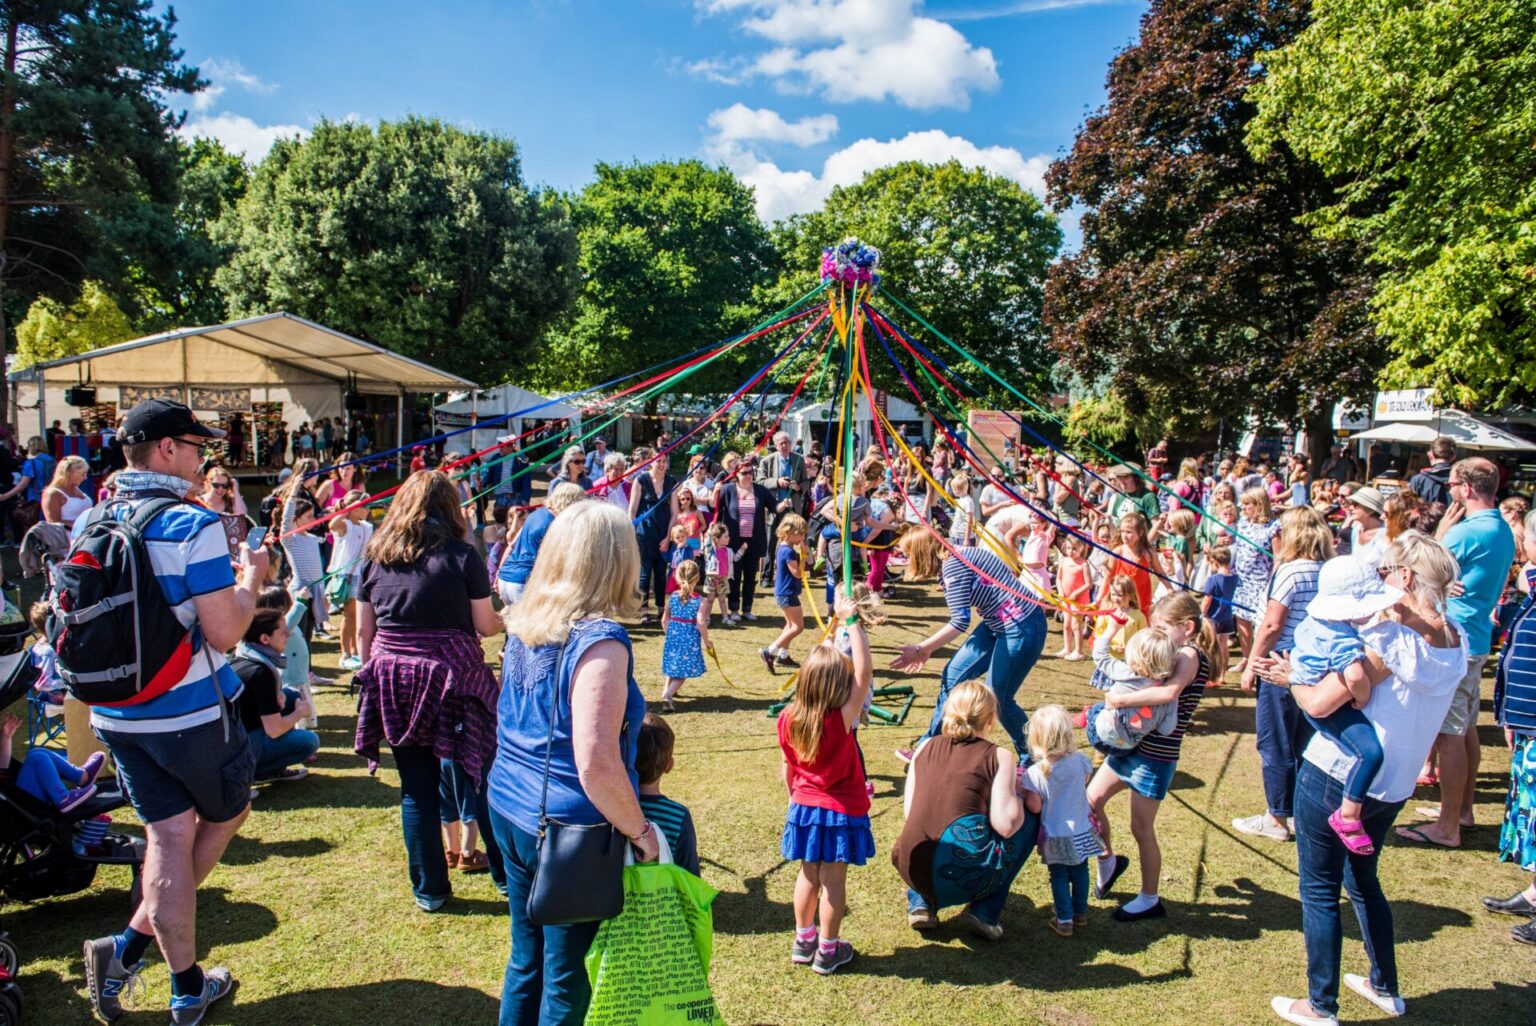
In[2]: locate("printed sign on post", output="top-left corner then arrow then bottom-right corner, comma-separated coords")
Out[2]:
1374,388 -> 1436,422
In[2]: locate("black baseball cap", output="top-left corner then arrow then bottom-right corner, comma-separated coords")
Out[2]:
119,398 -> 225,445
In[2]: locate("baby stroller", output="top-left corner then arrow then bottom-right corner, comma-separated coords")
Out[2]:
0,624 -> 145,913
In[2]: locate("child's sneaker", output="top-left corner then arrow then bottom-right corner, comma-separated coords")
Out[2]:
80,751 -> 108,788
759,648 -> 778,675
776,653 -> 800,669
169,966 -> 236,1026
1048,917 -> 1074,937
811,940 -> 855,975
59,784 -> 97,814
790,933 -> 817,965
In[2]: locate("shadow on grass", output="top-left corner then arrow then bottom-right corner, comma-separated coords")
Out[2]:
670,693 -> 781,716
3,886 -> 277,961
221,834 -> 335,866
708,856 -> 794,936
1410,980 -> 1536,1026
233,978 -> 499,1025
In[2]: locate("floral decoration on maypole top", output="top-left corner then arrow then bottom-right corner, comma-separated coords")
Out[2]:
820,236 -> 881,287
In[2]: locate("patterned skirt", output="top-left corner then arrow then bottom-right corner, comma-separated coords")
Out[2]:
1499,733 -> 1536,872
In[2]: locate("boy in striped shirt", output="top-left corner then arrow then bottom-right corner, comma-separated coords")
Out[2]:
636,714 -> 700,876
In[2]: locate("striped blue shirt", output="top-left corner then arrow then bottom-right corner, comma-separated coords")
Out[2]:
941,547 -> 1043,634
1495,567 -> 1536,735
79,481 -> 242,733
1267,559 -> 1323,652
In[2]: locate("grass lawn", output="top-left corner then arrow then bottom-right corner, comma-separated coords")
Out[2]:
5,574 -> 1532,1025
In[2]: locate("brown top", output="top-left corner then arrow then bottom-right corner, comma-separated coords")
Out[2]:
891,736 -> 1001,900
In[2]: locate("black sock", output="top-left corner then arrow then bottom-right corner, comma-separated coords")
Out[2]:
171,964 -> 204,998
116,926 -> 153,966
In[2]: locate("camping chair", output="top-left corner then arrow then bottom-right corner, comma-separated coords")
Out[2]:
26,688 -> 65,750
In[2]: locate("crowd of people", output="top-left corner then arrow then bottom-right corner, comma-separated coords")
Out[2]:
12,397 -> 1532,1026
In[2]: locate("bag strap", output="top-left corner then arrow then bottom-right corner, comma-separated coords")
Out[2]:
537,623 -> 630,825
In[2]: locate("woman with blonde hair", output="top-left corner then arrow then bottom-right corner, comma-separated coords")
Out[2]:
41,454 -> 93,528
893,680 -> 1033,939
352,471 -> 505,913
1230,486 -> 1279,673
1234,506 -> 1335,843
487,501 -> 656,1021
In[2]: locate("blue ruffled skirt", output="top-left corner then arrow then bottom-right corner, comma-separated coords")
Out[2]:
781,802 -> 875,865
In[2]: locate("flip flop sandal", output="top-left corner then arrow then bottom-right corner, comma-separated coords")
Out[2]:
1328,811 -> 1375,855
1394,825 -> 1458,849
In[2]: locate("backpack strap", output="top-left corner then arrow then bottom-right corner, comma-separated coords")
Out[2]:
124,495 -> 186,535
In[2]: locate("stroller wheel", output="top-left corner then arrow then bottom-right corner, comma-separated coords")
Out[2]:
0,983 -> 21,1025
0,933 -> 18,976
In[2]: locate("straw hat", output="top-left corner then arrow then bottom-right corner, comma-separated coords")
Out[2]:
1347,486 -> 1385,518
1307,555 -> 1403,621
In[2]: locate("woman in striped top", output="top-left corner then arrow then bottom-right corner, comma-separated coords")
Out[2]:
1087,591 -> 1217,922
890,532 -> 1047,757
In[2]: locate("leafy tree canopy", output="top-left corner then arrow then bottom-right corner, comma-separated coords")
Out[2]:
1249,0 -> 1536,408
13,279 -> 134,369
767,161 -> 1061,401
214,117 -> 578,385
1044,0 -> 1384,453
533,160 -> 775,394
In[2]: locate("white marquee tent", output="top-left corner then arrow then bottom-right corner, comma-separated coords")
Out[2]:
433,384 -> 579,453
1352,409 -> 1535,451
9,313 -> 476,451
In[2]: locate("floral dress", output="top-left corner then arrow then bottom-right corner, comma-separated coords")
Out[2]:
1230,517 -> 1279,621
661,593 -> 705,679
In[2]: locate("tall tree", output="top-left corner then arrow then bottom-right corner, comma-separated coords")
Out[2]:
1044,0 -> 1384,466
0,1 -> 201,422
1249,0 -> 1536,408
215,117 -> 578,385
534,160 -> 775,393
768,161 -> 1062,399
158,137 -> 249,327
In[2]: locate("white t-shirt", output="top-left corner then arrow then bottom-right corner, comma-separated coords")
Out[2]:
329,519 -> 374,577
1302,616 -> 1466,802
1021,752 -> 1097,860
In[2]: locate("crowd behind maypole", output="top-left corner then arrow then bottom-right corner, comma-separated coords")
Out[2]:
4,385 -> 1532,1026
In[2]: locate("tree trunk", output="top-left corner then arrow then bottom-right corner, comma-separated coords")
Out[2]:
0,18 -> 20,431
1305,404 -> 1333,483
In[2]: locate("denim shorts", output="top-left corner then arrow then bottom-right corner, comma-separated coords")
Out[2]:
1105,749 -> 1177,801
96,715 -> 255,825
775,595 -> 802,610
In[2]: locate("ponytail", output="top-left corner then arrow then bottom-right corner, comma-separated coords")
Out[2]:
1150,591 -> 1220,670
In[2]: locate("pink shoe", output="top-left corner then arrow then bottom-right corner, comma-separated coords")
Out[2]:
1329,810 -> 1375,855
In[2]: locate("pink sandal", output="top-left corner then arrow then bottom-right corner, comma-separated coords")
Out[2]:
1329,810 -> 1375,855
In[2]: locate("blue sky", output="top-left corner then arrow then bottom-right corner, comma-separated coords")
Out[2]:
169,0 -> 1146,222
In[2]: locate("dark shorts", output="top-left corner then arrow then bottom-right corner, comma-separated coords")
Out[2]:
96,715 -> 255,825
775,595 -> 802,610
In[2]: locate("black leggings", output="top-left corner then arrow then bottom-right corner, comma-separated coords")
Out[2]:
729,553 -> 761,615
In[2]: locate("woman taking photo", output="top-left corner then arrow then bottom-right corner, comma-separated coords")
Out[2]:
41,455 -> 93,528
1254,533 -> 1466,1023
487,501 -> 658,1025
716,461 -> 775,623
353,471 -> 504,913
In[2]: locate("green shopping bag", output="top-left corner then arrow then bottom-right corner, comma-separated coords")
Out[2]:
583,834 -> 724,1026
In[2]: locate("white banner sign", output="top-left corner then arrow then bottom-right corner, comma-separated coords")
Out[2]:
1374,388 -> 1436,422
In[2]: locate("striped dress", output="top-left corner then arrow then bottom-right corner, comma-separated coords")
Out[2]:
1136,648 -> 1209,764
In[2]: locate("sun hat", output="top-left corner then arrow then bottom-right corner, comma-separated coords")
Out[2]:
1307,555 -> 1403,621
1346,486 -> 1386,518
1108,462 -> 1140,477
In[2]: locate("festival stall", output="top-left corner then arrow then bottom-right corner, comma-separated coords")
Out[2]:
10,313 -> 476,468
433,384 -> 579,454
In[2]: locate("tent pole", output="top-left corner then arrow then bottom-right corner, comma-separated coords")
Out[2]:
33,367 -> 45,440
396,391 -> 405,475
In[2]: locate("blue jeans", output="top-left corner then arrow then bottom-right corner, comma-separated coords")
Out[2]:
16,747 -> 84,806
488,808 -> 601,1026
637,538 -> 668,611
1295,761 -> 1402,1016
1255,681 -> 1313,819
905,810 -> 1037,926
1048,861 -> 1090,922
1305,706 -> 1384,805
923,615 -> 1046,754
439,759 -> 478,825
250,687 -> 319,778
392,745 -> 506,904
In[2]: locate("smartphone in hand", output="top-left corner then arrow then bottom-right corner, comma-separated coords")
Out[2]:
246,526 -> 268,549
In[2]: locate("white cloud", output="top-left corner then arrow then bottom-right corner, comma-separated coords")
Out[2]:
178,112 -> 306,161
192,57 -> 278,113
943,0 -> 1136,19
705,104 -> 838,147
717,127 -> 1051,221
693,1 -> 1000,110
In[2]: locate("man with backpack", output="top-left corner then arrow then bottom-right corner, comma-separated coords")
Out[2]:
70,399 -> 269,1026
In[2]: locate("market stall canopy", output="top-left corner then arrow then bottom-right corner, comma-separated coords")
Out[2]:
11,313 -> 477,393
434,384 -> 579,451
1352,410 -> 1534,451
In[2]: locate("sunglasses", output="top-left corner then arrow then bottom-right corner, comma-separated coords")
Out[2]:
212,482 -> 231,490
1377,564 -> 1402,579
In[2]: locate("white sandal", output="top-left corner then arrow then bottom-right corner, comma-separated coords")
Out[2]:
1343,973 -> 1404,1017
1270,997 -> 1338,1026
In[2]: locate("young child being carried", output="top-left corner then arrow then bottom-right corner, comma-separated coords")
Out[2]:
1077,626 -> 1179,753
636,713 -> 701,876
0,713 -> 106,812
1287,555 -> 1394,854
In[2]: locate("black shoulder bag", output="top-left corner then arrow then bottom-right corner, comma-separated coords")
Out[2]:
526,638 -> 630,925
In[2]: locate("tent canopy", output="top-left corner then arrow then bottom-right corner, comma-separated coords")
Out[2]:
11,312 -> 477,394
1352,410 -> 1535,451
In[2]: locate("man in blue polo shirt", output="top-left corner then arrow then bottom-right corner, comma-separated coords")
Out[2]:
496,481 -> 587,604
80,399 -> 269,1025
1400,457 -> 1515,850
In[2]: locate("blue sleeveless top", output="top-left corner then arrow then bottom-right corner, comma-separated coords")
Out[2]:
488,618 -> 645,834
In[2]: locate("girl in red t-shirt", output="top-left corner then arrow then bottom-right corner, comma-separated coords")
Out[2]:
776,593 -> 874,975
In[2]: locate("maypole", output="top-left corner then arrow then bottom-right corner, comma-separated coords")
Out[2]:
821,237 -> 881,599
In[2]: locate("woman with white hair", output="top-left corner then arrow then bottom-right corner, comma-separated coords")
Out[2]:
487,502 -> 659,1023
1255,531 -> 1467,1025
595,451 -> 629,510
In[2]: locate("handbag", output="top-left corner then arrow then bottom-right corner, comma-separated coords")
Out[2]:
324,571 -> 353,607
526,638 -> 630,926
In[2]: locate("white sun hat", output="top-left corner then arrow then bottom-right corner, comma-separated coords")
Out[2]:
1306,555 -> 1403,621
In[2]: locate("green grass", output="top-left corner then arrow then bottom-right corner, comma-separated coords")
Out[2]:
7,578 -> 1532,1025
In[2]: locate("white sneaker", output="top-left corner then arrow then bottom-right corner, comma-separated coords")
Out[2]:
1343,973 -> 1404,1017
1233,814 -> 1292,842
1270,996 -> 1338,1026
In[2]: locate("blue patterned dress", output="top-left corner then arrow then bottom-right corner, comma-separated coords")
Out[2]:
662,593 -> 706,679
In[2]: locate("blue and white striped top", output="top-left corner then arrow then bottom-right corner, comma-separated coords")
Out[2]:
1495,566 -> 1536,735
75,478 -> 242,734
941,547 -> 1043,634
